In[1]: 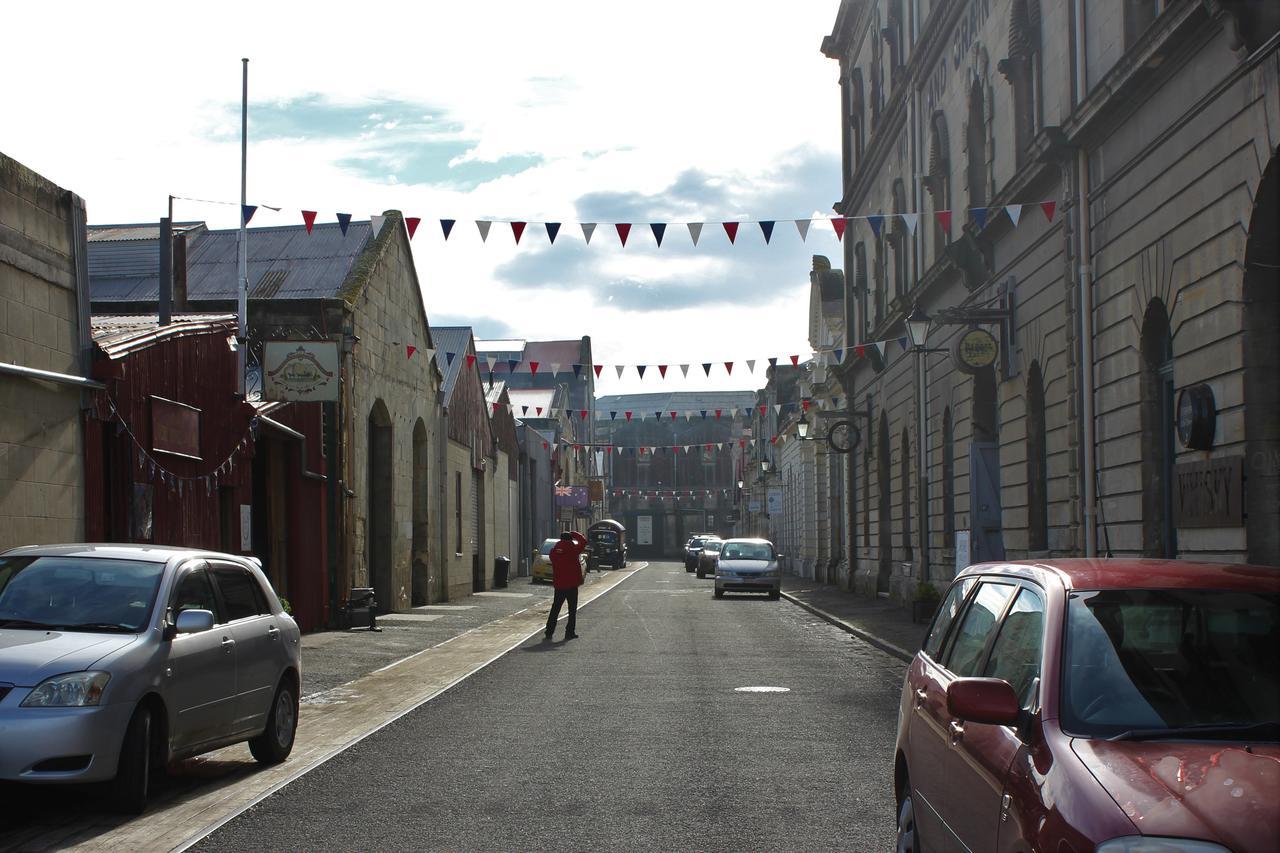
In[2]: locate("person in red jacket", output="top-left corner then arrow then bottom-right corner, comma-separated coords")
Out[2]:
545,530 -> 588,640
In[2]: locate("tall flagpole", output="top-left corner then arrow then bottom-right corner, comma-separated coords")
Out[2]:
237,57 -> 249,396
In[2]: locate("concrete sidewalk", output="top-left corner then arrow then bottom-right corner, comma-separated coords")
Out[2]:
780,574 -> 927,662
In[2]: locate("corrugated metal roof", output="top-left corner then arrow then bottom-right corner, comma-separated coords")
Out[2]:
88,221 -> 373,303
431,326 -> 473,403
90,313 -> 237,358
594,390 -> 759,413
485,380 -> 508,406
522,340 -> 583,367
507,387 -> 557,413
88,223 -> 204,243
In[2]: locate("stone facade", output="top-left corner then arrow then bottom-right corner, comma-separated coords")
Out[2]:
822,0 -> 1280,601
0,153 -> 90,551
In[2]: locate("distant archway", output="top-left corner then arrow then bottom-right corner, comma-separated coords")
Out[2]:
367,400 -> 394,612
1244,147 -> 1280,565
877,412 -> 892,593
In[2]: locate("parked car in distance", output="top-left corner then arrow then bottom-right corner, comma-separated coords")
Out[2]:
696,538 -> 724,579
531,537 -> 587,583
0,544 -> 302,814
713,539 -> 781,599
587,519 -> 627,569
895,558 -> 1280,853
684,535 -> 712,572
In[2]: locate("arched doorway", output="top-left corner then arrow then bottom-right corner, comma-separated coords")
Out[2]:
1140,299 -> 1176,558
367,401 -> 394,612
900,428 -> 912,561
411,418 -> 430,605
970,364 -> 1005,562
877,412 -> 892,593
1245,148 -> 1280,566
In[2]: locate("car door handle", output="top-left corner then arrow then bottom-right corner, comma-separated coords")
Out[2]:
949,720 -> 965,744
221,636 -> 235,652
915,688 -> 927,708
267,626 -> 281,641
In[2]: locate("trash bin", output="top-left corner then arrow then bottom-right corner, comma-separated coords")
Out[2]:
494,556 -> 510,589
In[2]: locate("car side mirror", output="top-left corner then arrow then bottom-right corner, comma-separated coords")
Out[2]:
776,554 -> 785,560
174,609 -> 215,636
947,677 -> 1021,726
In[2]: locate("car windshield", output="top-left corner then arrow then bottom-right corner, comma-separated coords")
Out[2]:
722,543 -> 773,561
1061,589 -> 1279,739
0,556 -> 165,632
704,541 -> 723,553
539,540 -> 558,556
688,538 -> 706,549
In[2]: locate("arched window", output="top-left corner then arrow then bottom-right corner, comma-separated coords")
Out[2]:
855,242 -> 869,341
966,78 -> 988,217
851,68 -> 865,164
873,232 -> 887,329
863,437 -> 872,548
1001,0 -> 1041,168
943,407 -> 955,548
1026,362 -> 1048,552
1140,299 -> 1177,558
891,178 -> 909,299
925,111 -> 951,263
900,429 -> 913,560
883,0 -> 905,88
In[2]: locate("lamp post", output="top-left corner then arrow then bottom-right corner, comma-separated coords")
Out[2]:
905,303 -> 932,582
796,413 -> 810,440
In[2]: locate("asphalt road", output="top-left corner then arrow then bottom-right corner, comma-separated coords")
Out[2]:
197,561 -> 906,852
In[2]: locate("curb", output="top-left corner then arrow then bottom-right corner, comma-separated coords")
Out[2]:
780,591 -> 914,662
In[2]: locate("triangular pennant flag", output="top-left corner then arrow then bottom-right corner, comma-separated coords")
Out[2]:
723,221 -> 739,244
545,222 -> 561,244
371,215 -> 386,236
795,219 -> 811,241
609,411 -> 617,420
655,412 -> 662,422
580,410 -> 588,420
302,210 -> 317,234
759,405 -> 767,415
535,407 -> 543,416
406,345 -> 416,359
476,220 -> 492,242
679,364 -> 690,378
615,365 -> 625,379
650,223 -> 666,247
802,399 -> 812,411
405,217 -> 421,239
445,351 -> 456,366
874,341 -> 887,359
834,348 -> 844,363
1005,204 -> 1023,227
465,354 -> 476,368
724,361 -> 734,375
549,362 -> 561,378
700,410 -> 708,419
507,359 -> 519,374
774,404 -> 782,415
867,215 -> 883,238
573,363 -> 584,378
898,336 -> 909,351
901,213 -> 919,235
1041,201 -> 1057,222
658,365 -> 668,378
936,210 -> 952,236
636,365 -> 647,379
486,356 -> 497,373
972,207 -> 988,230
581,222 -> 596,243
790,354 -> 800,367
441,219 -> 456,240
528,361 -> 539,376
337,213 -> 352,236
425,348 -> 436,362
831,217 -> 847,241
511,221 -> 527,244
855,344 -> 866,359
715,409 -> 722,419
242,204 -> 257,225
615,223 -> 631,246
768,357 -> 778,369
624,411 -> 632,421
702,363 -> 712,377
759,221 -> 775,244
522,405 -> 529,415
492,402 -> 500,415
687,222 -> 703,246
593,364 -> 603,379
746,359 -> 756,373
669,411 -> 677,421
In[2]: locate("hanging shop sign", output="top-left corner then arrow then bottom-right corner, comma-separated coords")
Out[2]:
1173,456 -> 1244,528
766,487 -> 784,515
263,340 -> 340,402
952,328 -> 999,374
151,396 -> 201,460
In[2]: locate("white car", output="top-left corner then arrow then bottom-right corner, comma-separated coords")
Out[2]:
714,539 -> 782,600
0,544 -> 302,813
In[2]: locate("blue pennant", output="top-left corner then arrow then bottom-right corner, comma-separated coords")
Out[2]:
507,359 -> 519,374
545,222 -> 561,244
336,212 -> 352,236
972,208 -> 988,230
445,351 -> 455,366
759,220 -> 775,244
241,204 -> 257,226
572,363 -> 583,378
700,410 -> 707,419
899,336 -> 909,351
610,411 -> 617,421
651,223 -> 666,247
834,348 -> 844,363
867,215 -> 884,238
441,219 -> 456,240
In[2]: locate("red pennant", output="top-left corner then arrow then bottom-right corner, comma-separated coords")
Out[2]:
670,411 -> 677,420
492,402 -> 500,414
594,364 -> 604,379
790,355 -> 800,367
536,407 -> 543,415
580,410 -> 587,420
543,441 -> 548,450
739,439 -> 746,448
529,361 -> 539,376
658,365 -> 668,378
465,354 -> 476,368
715,409 -> 722,419
724,361 -> 734,375
405,217 -> 421,239
406,345 -> 416,359
1041,201 -> 1057,223
705,444 -> 713,451
302,210 -> 317,234
936,210 -> 952,235
759,405 -> 767,415
625,411 -> 633,421
855,345 -> 866,359
802,399 -> 811,411
511,221 -> 527,244
615,223 -> 631,246
832,218 -> 847,241
723,222 -> 739,243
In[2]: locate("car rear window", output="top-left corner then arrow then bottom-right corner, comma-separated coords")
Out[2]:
539,540 -> 557,556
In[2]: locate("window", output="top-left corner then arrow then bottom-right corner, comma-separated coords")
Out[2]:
863,434 -> 872,548
945,581 -> 1017,676
982,587 -> 1045,707
891,179 -> 909,298
211,566 -> 269,621
1002,0 -> 1041,167
873,235 -> 887,328
943,407 -> 955,547
455,472 -> 463,553
966,78 -> 988,216
1140,299 -> 1176,558
1124,0 -> 1164,49
171,566 -> 219,623
926,111 -> 951,262
901,429 -> 912,560
1026,362 -> 1048,552
851,69 -> 865,164
924,576 -> 977,658
855,242 -> 869,341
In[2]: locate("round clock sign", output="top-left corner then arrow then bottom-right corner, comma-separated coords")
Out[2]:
1176,384 -> 1215,451
953,328 -> 999,374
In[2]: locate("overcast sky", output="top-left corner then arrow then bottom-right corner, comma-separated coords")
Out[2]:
5,1 -> 842,396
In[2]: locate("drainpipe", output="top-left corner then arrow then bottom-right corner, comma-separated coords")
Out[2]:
1073,0 -> 1098,557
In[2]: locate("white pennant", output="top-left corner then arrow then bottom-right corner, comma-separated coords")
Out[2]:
679,364 -> 690,378
476,220 -> 492,242
485,355 -> 497,373
746,359 -> 756,373
581,222 -> 597,244
874,340 -> 887,359
901,213 -> 919,236
774,404 -> 782,414
1006,204 -> 1023,227
687,222 -> 703,246
684,412 -> 692,422
615,365 -> 625,379
371,215 -> 386,237
795,219 -> 811,241
549,362 -> 561,378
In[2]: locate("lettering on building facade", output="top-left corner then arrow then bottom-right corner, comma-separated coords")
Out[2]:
1173,457 -> 1244,528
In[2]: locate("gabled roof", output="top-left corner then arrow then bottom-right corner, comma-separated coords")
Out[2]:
431,326 -> 474,403
508,387 -> 557,414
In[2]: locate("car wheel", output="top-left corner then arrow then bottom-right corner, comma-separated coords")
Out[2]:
714,589 -> 724,599
696,569 -> 705,579
768,590 -> 781,601
112,705 -> 152,814
249,678 -> 298,764
896,790 -> 920,853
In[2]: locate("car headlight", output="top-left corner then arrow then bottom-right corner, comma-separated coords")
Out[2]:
20,672 -> 111,707
1096,839 -> 1230,853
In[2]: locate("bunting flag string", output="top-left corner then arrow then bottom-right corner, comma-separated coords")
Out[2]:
105,396 -> 257,489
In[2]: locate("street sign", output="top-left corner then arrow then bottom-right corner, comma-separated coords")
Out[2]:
264,341 -> 340,402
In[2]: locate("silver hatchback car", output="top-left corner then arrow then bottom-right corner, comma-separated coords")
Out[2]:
0,544 -> 302,812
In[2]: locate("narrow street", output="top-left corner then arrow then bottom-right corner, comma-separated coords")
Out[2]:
195,561 -> 904,851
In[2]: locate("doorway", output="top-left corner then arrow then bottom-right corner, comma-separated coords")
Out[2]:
1245,147 -> 1279,565
367,401 -> 394,612
411,419 -> 430,605
877,413 -> 892,594
969,365 -> 1005,562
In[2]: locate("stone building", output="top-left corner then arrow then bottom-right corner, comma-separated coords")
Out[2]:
821,0 -> 1280,600
0,152 -> 94,552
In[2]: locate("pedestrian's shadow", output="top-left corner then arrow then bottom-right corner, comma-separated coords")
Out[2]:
521,637 -> 567,652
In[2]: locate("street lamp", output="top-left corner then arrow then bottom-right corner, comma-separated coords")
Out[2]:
761,459 -> 772,474
796,413 -> 810,439
906,303 -> 931,582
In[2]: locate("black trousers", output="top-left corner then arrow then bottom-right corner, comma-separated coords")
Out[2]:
546,587 -> 578,636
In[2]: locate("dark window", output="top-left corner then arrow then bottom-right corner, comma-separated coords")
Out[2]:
966,79 -> 988,216
982,587 -> 1045,707
171,566 -> 219,623
945,581 -> 1017,676
926,111 -> 951,262
1003,0 -> 1041,167
855,242 -> 869,341
901,429 -> 912,560
1140,299 -> 1176,558
455,472 -> 463,553
891,179 -> 909,298
924,576 -> 977,658
943,407 -> 956,547
851,69 -> 865,163
1124,0 -> 1162,49
863,434 -> 872,548
1026,362 -> 1048,552
212,567 -> 268,621
873,235 -> 886,328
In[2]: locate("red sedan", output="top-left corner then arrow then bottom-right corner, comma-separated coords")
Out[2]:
894,558 -> 1279,852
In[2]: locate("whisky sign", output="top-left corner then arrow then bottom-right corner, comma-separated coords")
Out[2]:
952,328 -> 999,374
1174,457 -> 1244,528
